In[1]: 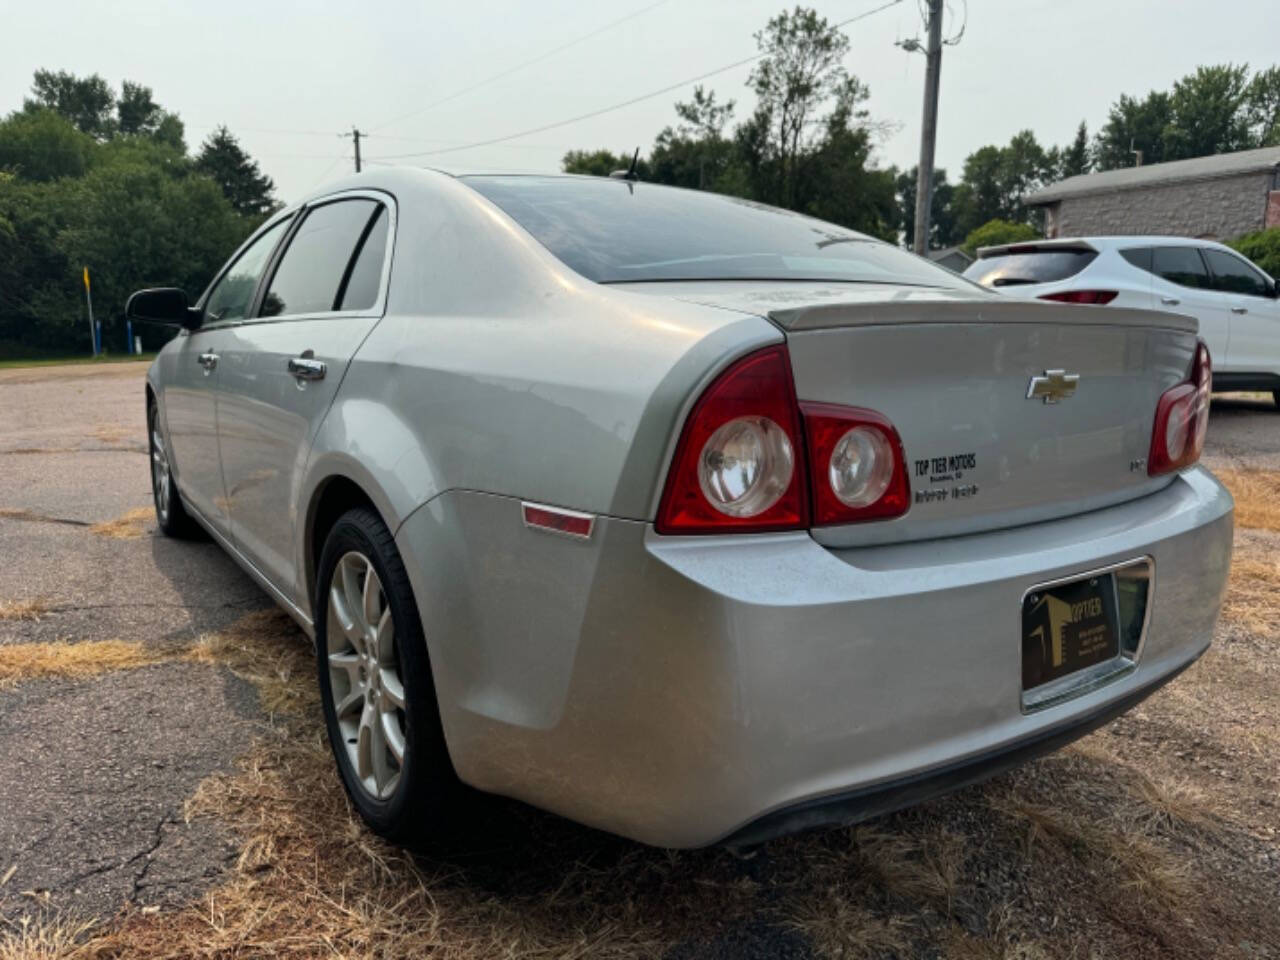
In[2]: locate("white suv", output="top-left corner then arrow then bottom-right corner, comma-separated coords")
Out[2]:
964,236 -> 1280,404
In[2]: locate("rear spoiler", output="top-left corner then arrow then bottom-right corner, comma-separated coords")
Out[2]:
975,239 -> 1099,259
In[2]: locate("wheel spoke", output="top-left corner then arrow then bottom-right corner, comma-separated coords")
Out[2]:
356,705 -> 375,785
328,585 -> 362,649
341,557 -> 367,634
333,686 -> 364,718
362,560 -> 383,632
368,706 -> 391,794
381,710 -> 405,764
380,668 -> 405,710
375,608 -> 394,664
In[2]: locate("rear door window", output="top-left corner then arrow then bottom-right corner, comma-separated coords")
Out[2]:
260,199 -> 380,318
961,249 -> 1097,288
1151,247 -> 1211,290
1203,248 -> 1272,297
336,205 -> 390,311
1119,247 -> 1153,271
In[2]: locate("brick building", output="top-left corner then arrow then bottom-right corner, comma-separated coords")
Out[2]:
1024,146 -> 1280,241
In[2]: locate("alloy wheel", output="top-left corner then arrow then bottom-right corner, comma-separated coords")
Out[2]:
151,425 -> 171,522
326,551 -> 407,799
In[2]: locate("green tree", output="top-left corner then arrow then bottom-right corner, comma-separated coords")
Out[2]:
896,166 -> 959,249
1058,121 -> 1092,178
195,126 -> 278,217
1094,90 -> 1173,169
0,109 -> 94,181
949,131 -> 1053,237
1228,227 -> 1280,278
961,218 -> 1039,257
561,148 -> 648,178
1163,64 -> 1254,160
24,69 -> 116,140
1246,66 -> 1280,147
747,6 -> 860,208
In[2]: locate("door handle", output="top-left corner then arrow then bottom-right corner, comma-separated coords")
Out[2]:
1160,296 -> 1180,306
197,352 -> 219,372
1231,306 -> 1249,314
288,356 -> 327,380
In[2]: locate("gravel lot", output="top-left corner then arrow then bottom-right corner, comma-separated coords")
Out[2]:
0,362 -> 1277,959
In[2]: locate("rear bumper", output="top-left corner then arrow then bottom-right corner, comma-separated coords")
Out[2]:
396,468 -> 1233,848
723,658 -> 1191,849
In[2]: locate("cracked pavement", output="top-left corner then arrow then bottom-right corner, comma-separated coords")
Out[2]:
0,362 -> 276,925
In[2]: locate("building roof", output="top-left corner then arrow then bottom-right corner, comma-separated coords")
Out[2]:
926,244 -> 972,264
1024,146 -> 1280,206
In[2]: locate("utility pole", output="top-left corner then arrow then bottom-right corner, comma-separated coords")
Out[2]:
911,0 -> 945,256
344,127 -> 367,173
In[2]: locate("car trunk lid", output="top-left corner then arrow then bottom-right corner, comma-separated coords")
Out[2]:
619,282 -> 1200,547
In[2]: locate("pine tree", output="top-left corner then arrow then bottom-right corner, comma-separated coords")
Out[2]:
195,126 -> 278,217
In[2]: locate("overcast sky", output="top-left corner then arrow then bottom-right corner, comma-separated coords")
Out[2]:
2,0 -> 1276,203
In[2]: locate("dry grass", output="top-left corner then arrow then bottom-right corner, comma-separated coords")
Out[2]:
1221,551 -> 1280,638
87,508 -> 152,540
0,599 -> 50,622
0,639 -> 174,689
0,918 -> 97,960
1214,467 -> 1280,532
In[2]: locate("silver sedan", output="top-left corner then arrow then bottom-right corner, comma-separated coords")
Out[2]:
129,170 -> 1233,848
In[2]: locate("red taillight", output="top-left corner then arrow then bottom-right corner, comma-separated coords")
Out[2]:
1038,290 -> 1119,305
1148,341 -> 1211,476
655,345 -> 808,534
656,344 -> 912,534
801,403 -> 911,525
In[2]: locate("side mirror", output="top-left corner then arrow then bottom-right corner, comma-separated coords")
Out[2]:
125,288 -> 202,330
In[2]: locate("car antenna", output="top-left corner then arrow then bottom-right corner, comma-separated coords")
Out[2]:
609,147 -> 641,182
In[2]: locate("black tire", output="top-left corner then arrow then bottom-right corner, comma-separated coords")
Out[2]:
1273,389 -> 1280,410
148,402 -> 202,539
314,507 -> 461,845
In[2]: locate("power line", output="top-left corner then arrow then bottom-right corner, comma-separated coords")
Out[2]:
369,0 -> 672,134
368,0 -> 904,163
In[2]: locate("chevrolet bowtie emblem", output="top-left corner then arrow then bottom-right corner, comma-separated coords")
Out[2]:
1026,369 -> 1079,404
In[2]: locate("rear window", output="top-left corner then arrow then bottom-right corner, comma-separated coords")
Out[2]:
464,175 -> 961,288
962,249 -> 1097,287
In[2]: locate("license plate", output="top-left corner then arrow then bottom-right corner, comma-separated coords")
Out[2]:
1022,573 -> 1120,691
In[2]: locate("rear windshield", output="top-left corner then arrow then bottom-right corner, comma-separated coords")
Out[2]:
962,249 -> 1097,287
464,175 -> 962,288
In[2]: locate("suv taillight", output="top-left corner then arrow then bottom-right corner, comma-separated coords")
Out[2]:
655,345 -> 910,534
1148,341 -> 1211,476
1038,290 -> 1118,305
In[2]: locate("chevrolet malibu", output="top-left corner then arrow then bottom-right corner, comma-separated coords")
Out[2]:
128,170 -> 1233,849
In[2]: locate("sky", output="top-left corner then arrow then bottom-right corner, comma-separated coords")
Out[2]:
1,0 -> 1277,204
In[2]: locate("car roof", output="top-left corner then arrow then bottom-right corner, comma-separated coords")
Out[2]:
974,235 -> 1240,259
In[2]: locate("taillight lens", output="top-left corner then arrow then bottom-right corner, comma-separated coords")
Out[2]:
655,346 -> 808,533
1148,341 -> 1211,476
802,403 -> 911,524
1038,290 -> 1119,305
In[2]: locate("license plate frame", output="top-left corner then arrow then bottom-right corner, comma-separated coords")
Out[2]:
1020,557 -> 1154,713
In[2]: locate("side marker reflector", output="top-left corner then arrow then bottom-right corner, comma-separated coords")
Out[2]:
522,502 -> 594,540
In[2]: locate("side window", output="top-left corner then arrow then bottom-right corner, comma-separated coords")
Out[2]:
1152,247 -> 1211,290
1119,247 -> 1152,272
336,206 -> 389,311
1203,248 -> 1272,297
203,217 -> 291,323
260,199 -> 378,318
